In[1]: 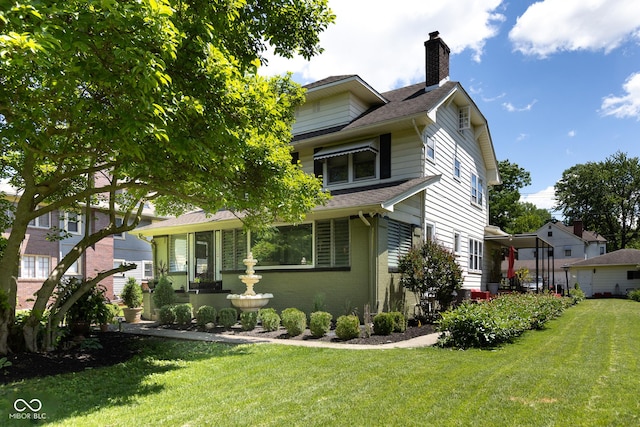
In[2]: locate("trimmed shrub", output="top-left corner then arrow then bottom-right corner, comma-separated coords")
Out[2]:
335,315 -> 360,340
240,312 -> 258,331
259,308 -> 280,332
175,303 -> 193,326
629,289 -> 640,302
390,311 -> 406,332
373,313 -> 394,335
196,305 -> 217,326
158,305 -> 176,325
309,311 -> 332,337
152,275 -> 176,310
281,308 -> 307,336
218,308 -> 238,329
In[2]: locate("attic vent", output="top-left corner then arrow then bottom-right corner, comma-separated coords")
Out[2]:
459,106 -> 470,130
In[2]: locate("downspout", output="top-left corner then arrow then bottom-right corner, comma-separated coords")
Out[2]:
359,211 -> 375,314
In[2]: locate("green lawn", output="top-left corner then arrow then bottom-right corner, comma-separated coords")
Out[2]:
2,299 -> 639,426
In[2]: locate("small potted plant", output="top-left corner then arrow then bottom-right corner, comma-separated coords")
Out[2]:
121,277 -> 143,323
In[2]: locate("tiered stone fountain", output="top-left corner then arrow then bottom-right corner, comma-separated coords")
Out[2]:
226,253 -> 273,312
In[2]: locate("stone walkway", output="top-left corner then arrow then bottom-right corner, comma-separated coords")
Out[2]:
121,320 -> 440,350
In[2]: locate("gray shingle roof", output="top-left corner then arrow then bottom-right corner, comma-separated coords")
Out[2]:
570,249 -> 640,267
135,177 -> 438,233
294,80 -> 458,142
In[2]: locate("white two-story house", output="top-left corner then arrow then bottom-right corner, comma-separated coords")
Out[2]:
135,32 -> 501,318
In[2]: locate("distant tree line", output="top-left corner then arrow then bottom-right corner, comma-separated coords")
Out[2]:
490,152 -> 640,251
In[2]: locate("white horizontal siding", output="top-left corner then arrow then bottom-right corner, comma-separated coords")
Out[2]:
293,92 -> 370,135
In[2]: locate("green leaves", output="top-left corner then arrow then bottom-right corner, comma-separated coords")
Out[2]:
555,151 -> 640,249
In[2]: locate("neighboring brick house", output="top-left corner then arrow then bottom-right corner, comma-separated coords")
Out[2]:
135,32 -> 502,319
2,183 -> 157,309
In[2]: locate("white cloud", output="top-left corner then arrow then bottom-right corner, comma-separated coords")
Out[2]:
600,72 -> 640,120
503,99 -> 537,112
520,186 -> 557,212
261,0 -> 506,91
516,133 -> 529,142
567,130 -> 576,137
509,0 -> 640,57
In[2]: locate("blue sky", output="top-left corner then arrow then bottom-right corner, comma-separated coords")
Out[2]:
262,0 -> 640,217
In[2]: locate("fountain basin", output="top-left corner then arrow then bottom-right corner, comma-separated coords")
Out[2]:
227,293 -> 273,312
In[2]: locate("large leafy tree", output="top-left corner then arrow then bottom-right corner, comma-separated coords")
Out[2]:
555,151 -> 640,250
509,202 -> 552,234
0,0 -> 334,353
488,160 -> 532,233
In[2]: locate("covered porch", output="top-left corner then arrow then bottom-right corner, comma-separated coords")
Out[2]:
485,233 -> 556,294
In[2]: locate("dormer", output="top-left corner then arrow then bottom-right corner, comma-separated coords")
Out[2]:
292,75 -> 387,137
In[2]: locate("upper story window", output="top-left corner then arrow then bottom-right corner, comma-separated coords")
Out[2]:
314,141 -> 378,186
454,157 -> 461,179
63,212 -> 81,234
28,211 -> 51,229
471,174 -> 484,206
423,134 -> 435,162
114,217 -> 125,239
459,106 -> 470,130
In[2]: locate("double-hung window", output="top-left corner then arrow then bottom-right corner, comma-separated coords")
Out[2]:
20,255 -> 50,279
423,134 -> 435,162
469,238 -> 483,272
28,211 -> 50,228
471,174 -> 484,206
63,212 -> 81,234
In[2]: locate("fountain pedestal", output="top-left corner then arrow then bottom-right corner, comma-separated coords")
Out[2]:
227,253 -> 273,312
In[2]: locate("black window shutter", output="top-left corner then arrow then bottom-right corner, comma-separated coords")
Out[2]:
291,152 -> 299,165
313,147 -> 323,177
380,134 -> 391,179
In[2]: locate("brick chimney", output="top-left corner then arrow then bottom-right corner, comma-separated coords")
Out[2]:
425,31 -> 450,90
573,220 -> 583,237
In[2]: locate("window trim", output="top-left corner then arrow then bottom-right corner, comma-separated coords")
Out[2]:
470,173 -> 484,206
20,255 -> 51,279
28,211 -> 51,229
63,212 -> 81,235
459,105 -> 470,130
143,260 -> 154,280
113,217 -> 125,239
251,223 -> 314,269
468,238 -> 483,273
453,157 -> 461,180
316,141 -> 379,187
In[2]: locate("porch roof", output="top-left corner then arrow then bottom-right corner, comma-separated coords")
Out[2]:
135,177 -> 439,236
484,233 -> 553,250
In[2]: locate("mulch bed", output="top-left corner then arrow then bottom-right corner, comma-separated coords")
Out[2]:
1,323 -> 438,384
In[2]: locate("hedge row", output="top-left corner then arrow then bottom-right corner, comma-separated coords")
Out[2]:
437,293 -> 577,349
